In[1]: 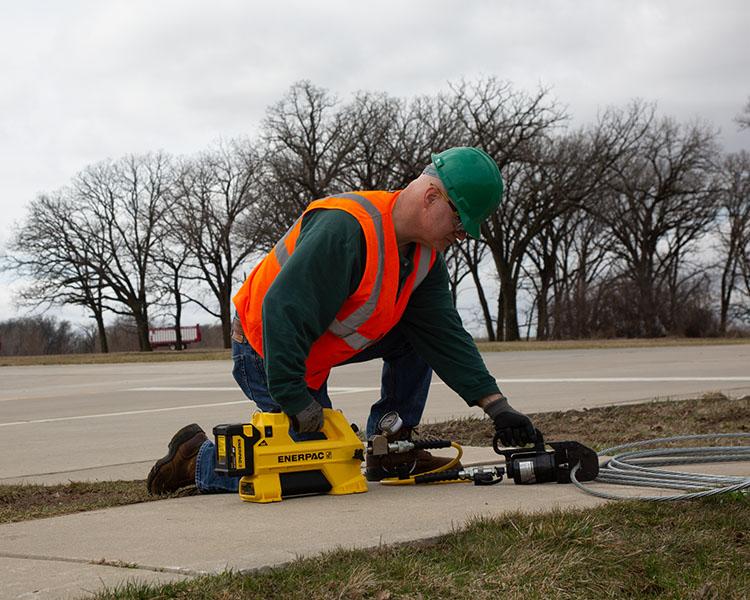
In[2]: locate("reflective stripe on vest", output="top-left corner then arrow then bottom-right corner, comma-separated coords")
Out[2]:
273,217 -> 299,268
275,192 -> 432,352
325,193 -> 385,350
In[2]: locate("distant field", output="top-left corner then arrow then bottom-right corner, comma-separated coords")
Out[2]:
1,337 -> 748,367
0,349 -> 231,367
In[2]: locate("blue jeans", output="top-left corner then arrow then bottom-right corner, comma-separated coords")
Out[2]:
195,324 -> 432,492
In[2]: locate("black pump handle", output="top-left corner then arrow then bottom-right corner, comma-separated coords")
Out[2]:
492,428 -> 545,456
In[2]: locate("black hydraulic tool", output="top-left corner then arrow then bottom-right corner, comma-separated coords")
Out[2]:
367,412 -> 598,487
493,429 -> 599,485
366,411 -> 465,484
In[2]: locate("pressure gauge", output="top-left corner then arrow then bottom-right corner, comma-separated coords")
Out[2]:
377,411 -> 403,436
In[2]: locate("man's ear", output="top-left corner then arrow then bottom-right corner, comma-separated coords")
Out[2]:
424,185 -> 438,207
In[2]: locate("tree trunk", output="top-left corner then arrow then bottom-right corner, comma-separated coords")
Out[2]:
220,294 -> 232,349
172,271 -> 182,350
637,276 -> 660,337
468,264 -> 495,341
535,257 -> 555,340
94,311 -> 109,354
503,292 -> 521,341
719,248 -> 738,336
536,281 -> 549,341
495,292 -> 504,341
174,296 -> 183,350
498,270 -> 520,341
133,307 -> 153,352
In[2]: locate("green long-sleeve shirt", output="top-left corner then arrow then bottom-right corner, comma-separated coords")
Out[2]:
261,208 -> 501,416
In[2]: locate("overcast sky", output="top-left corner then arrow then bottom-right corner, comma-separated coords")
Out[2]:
1,0 -> 748,323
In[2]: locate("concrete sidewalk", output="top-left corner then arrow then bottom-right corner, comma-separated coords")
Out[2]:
4,446 -> 747,600
1,446 -> 607,600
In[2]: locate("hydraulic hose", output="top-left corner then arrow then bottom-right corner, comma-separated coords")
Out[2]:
380,442 -> 464,486
570,433 -> 750,501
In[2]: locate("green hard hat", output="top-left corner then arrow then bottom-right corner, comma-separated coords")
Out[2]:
430,147 -> 504,239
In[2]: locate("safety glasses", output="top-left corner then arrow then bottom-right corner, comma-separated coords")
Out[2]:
430,184 -> 465,235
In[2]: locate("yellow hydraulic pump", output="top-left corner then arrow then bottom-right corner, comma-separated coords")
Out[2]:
213,409 -> 368,503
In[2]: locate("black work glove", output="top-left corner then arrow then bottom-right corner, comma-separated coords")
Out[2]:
483,396 -> 536,447
290,400 -> 324,433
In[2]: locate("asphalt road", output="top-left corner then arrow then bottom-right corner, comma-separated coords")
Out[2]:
2,344 -> 750,485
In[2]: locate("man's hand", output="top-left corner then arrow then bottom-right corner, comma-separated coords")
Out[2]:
482,396 -> 536,447
290,400 -> 324,433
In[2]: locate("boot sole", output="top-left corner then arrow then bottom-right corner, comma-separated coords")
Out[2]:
147,423 -> 204,494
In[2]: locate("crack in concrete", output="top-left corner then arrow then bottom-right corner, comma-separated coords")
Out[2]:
0,460 -> 154,481
0,551 -> 203,576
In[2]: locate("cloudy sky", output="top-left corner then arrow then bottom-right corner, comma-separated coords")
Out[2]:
1,0 -> 748,323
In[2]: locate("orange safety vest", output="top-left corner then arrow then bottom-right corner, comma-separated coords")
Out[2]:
233,191 -> 437,390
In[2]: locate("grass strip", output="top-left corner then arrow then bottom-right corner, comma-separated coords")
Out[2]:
2,337 -> 748,367
0,480 -> 194,524
478,336 -> 750,353
90,496 -> 750,599
420,392 -> 750,450
0,349 -> 231,367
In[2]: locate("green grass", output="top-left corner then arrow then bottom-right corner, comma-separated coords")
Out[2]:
90,496 -> 750,599
2,337 -> 748,367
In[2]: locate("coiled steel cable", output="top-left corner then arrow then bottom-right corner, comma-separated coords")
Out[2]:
570,433 -> 750,501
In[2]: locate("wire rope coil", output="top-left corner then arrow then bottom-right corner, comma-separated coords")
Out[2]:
570,433 -> 750,501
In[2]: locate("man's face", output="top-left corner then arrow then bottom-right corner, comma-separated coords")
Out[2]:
422,183 -> 467,252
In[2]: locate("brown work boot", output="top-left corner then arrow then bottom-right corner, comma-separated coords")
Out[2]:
147,423 -> 207,495
365,428 -> 462,482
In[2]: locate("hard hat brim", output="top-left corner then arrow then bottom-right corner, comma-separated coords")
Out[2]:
462,218 -> 481,239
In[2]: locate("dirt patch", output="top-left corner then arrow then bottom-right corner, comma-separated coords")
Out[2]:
420,393 -> 750,450
0,479 -> 197,524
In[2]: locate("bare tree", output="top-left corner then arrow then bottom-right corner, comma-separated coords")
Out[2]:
448,78 -> 566,340
150,232 -> 194,349
448,237 -> 494,338
592,117 -> 721,336
0,316 -> 95,356
72,153 -> 172,351
390,90 -> 466,184
717,151 -> 750,332
526,213 -> 572,340
335,91 -> 407,191
740,242 -> 750,324
259,81 -> 359,246
525,105 -> 655,339
549,209 -> 615,339
5,190 -> 112,352
171,139 -> 264,347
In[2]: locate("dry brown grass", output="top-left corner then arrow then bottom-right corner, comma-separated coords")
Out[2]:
90,497 -> 750,599
476,336 -> 750,353
0,480 -> 197,524
421,392 -> 750,450
0,349 -> 231,367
